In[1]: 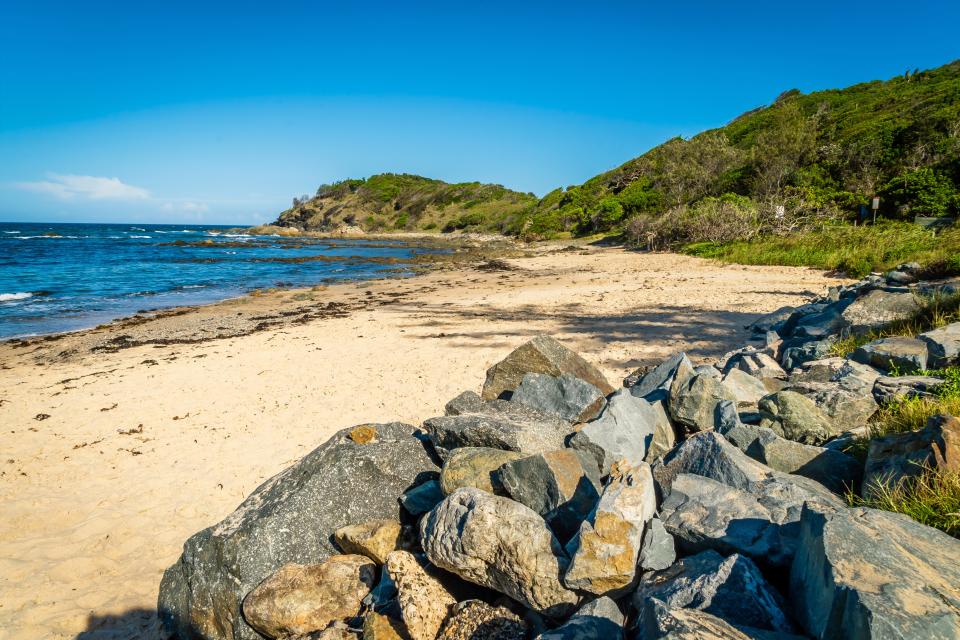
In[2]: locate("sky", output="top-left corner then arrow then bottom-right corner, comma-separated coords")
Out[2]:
1,1 -> 958,225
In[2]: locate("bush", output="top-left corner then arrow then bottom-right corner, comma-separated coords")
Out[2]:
880,168 -> 958,218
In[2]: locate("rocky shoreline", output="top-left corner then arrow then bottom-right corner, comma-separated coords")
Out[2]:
157,265 -> 960,639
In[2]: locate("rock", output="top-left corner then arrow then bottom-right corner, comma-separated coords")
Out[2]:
294,625 -> 360,640
438,601 -> 526,640
841,289 -> 922,334
638,517 -> 676,572
439,447 -> 526,495
481,335 -> 614,400
780,337 -> 836,370
241,556 -> 376,639
873,374 -> 946,404
862,413 -> 960,498
423,413 -> 571,457
537,596 -> 624,640
637,598 -> 754,640
385,551 -> 456,640
787,357 -> 847,383
629,352 -> 694,403
670,373 -> 738,434
851,336 -> 928,373
362,612 -> 409,640
564,461 -> 656,595
420,487 -> 578,617
791,301 -> 850,339
334,520 -> 415,565
919,321 -> 960,368
400,480 -> 445,516
568,389 -> 672,474
496,449 -> 602,540
511,373 -> 607,423
758,390 -> 836,444
747,305 -> 795,335
445,389 -> 572,425
633,550 -> 795,634
785,379 -> 878,428
719,369 -> 768,411
789,504 -> 960,640
159,423 -> 438,640
723,352 -> 786,380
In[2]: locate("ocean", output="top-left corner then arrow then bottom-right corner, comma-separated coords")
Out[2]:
0,222 -> 437,339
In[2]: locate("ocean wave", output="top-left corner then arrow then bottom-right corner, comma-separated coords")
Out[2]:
0,292 -> 32,301
128,235 -> 152,239
16,235 -> 78,239
2,230 -> 20,234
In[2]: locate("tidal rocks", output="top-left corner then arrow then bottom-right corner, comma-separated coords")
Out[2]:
919,321 -> 960,368
241,556 -> 376,639
334,520 -> 414,565
862,413 -> 960,498
789,504 -> 960,640
158,423 -> 438,640
511,373 -> 606,423
385,551 -> 456,640
538,596 -> 624,640
423,413 -> 570,456
564,462 -> 656,595
758,390 -> 836,445
633,550 -> 794,634
437,601 -> 526,640
840,289 -> 922,334
439,447 -> 526,495
851,335 -> 928,373
481,335 -> 613,400
419,487 -> 578,617
670,373 -> 738,434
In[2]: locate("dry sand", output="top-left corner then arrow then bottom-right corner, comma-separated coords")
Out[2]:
0,246 -> 844,639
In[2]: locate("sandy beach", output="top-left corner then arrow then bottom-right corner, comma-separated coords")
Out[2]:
0,245 -> 844,639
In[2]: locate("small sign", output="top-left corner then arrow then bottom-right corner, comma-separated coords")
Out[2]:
871,196 -> 880,210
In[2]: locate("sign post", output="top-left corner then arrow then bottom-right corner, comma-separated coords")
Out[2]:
871,196 -> 880,224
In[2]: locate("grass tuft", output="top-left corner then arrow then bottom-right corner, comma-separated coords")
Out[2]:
848,464 -> 960,538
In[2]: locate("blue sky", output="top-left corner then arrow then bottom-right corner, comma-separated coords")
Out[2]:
1,1 -> 958,224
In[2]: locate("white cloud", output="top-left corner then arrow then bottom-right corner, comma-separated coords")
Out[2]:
15,174 -> 150,200
161,201 -> 209,213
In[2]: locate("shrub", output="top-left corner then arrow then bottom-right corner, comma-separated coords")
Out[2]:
880,168 -> 958,218
850,464 -> 960,538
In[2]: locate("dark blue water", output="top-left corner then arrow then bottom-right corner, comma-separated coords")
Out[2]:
0,222 -> 436,339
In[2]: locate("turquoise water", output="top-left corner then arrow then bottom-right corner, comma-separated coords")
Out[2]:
0,222 -> 434,339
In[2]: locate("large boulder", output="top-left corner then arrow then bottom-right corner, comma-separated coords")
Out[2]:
873,374 -> 947,404
334,520 -> 415,565
481,335 -> 614,400
628,352 -> 694,403
840,289 -> 922,334
511,373 -> 606,423
791,301 -> 851,339
789,504 -> 960,640
437,600 -> 527,640
780,337 -> 837,371
384,551 -> 457,640
758,390 -> 836,445
439,447 -> 526,495
158,423 -> 438,640
723,352 -> 786,380
538,596 -> 625,640
419,487 -> 578,617
423,412 -> 571,457
719,369 -> 768,412
241,556 -> 376,639
637,598 -> 760,640
862,413 -> 960,498
670,372 -> 738,434
639,517 -> 676,572
851,336 -> 928,373
919,321 -> 960,368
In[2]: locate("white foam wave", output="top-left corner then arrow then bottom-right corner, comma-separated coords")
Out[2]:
0,292 -> 32,302
2,230 -> 20,234
128,235 -> 152,239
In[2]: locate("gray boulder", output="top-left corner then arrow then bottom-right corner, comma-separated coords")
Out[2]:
747,305 -> 795,335
788,357 -> 848,383
511,373 -> 606,423
723,352 -> 786,380
400,480 -> 444,516
785,380 -> 878,429
789,504 -> 960,640
720,368 -> 768,411
780,337 -> 836,370
423,412 -> 571,456
919,321 -> 960,368
439,447 -> 526,495
637,598 -> 776,640
792,301 -> 850,339
629,352 -> 694,403
851,336 -> 928,373
638,517 -> 676,572
873,374 -> 946,404
758,390 -> 836,444
445,389 -> 571,424
840,289 -> 922,334
158,423 -> 439,640
481,334 -> 614,400
862,414 -> 960,499
670,373 -> 738,434
537,596 -> 624,640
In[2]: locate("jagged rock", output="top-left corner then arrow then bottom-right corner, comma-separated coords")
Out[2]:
511,373 -> 607,423
334,520 -> 415,565
873,374 -> 946,403
439,447 -> 526,495
785,379 -> 878,428
438,601 -> 526,640
445,390 -> 570,424
791,301 -> 851,339
385,551 -> 456,640
670,373 -> 738,434
637,598 -> 754,640
159,423 -> 438,640
761,330 -> 783,361
241,556 -> 376,639
537,596 -> 624,640
780,337 -> 836,370
788,357 -> 847,383
720,368 -> 768,411
564,462 -> 656,595
363,612 -> 408,640
789,504 -> 960,640
420,487 -> 578,617
293,624 -> 360,640
496,449 -> 602,540
629,352 -> 694,402
851,336 -> 928,373
568,388 -> 672,474
758,390 -> 836,444
400,480 -> 444,516
862,414 -> 960,498
723,352 -> 786,380
633,550 -> 795,634
423,413 -> 570,457
919,321 -> 960,368
747,305 -> 795,335
481,335 -> 613,400
639,517 -> 676,572
840,289 -> 922,334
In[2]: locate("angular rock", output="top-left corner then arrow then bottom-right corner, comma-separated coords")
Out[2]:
780,336 -> 836,370
481,335 -> 613,400
295,625 -> 360,640
723,352 -> 786,380
629,352 -> 694,403
862,413 -> 960,498
633,550 -> 795,634
159,423 -> 438,640
873,374 -> 946,404
792,301 -> 850,340
511,373 -> 606,423
334,520 -> 415,565
564,461 -> 656,595
720,368 -> 768,411
538,596 -> 624,640
747,305 -> 795,335
423,413 -> 570,457
439,447 -> 526,495
400,480 -> 444,516
385,551 -> 456,640
362,612 -> 408,640
758,390 -> 836,444
841,289 -> 922,334
789,504 -> 960,640
787,357 -> 848,384
437,600 -> 526,640
785,379 -> 878,428
496,449 -> 602,540
639,517 -> 676,572
445,389 -> 572,425
420,487 -> 578,617
637,598 -> 755,640
851,336 -> 928,373
670,373 -> 738,434
919,321 -> 960,368
241,556 -> 376,639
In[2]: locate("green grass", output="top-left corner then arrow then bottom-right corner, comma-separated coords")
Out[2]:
849,464 -> 960,538
868,367 -> 960,438
683,222 -> 960,278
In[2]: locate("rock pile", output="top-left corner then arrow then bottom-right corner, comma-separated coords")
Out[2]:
159,269 -> 960,640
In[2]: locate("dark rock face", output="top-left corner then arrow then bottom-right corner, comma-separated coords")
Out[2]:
851,336 -> 928,373
780,337 -> 837,370
481,335 -> 613,401
628,352 -> 694,403
789,504 -> 960,640
637,598 -> 758,639
862,413 -> 960,498
538,596 -> 624,640
919,321 -> 960,368
791,300 -> 851,339
638,517 -> 676,572
510,373 -> 606,423
158,423 -> 438,640
422,413 -> 571,456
